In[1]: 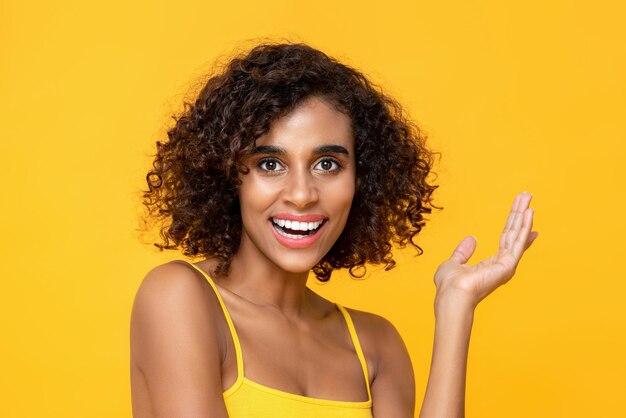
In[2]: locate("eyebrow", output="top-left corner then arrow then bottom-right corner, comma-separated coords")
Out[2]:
251,144 -> 350,156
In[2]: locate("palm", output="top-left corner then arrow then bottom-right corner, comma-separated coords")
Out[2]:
434,193 -> 539,307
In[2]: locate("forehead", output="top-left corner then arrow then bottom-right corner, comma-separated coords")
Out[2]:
254,96 -> 354,151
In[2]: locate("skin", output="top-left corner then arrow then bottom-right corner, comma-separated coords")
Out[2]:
130,96 -> 538,417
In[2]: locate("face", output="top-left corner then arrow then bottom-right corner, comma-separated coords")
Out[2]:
237,96 -> 356,274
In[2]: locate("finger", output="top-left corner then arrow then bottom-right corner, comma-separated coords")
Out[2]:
449,235 -> 477,264
504,193 -> 533,250
500,193 -> 521,248
524,231 -> 539,251
511,208 -> 534,259
500,193 -> 524,249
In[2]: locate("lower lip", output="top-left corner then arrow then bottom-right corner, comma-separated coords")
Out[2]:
269,220 -> 326,249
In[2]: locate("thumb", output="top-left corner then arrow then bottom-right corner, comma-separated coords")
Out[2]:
449,235 -> 477,264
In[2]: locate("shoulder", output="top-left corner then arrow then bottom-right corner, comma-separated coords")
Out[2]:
130,260 -> 225,366
343,307 -> 398,336
130,261 -> 230,415
136,260 -> 210,294
343,306 -> 415,414
342,308 -> 410,371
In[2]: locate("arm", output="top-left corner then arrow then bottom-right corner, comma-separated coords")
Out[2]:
353,311 -> 415,417
420,192 -> 539,418
419,291 -> 474,418
130,262 -> 229,418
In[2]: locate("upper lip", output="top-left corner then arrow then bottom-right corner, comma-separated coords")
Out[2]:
270,213 -> 327,222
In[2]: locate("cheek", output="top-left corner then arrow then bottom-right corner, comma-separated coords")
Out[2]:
238,176 -> 279,218
328,178 -> 356,214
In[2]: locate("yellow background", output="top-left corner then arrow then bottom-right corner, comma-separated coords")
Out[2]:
1,0 -> 625,416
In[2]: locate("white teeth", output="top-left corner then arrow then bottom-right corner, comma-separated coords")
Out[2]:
275,227 -> 306,240
272,218 -> 323,231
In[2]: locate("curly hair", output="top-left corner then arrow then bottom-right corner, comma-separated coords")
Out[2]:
142,42 -> 440,281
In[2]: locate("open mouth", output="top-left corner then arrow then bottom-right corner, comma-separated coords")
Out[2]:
271,218 -> 326,240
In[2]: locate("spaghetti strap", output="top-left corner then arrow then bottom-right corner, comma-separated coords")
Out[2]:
173,260 -> 244,386
336,304 -> 372,402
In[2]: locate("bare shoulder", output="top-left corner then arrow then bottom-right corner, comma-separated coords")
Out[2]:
130,260 -> 225,362
134,260 -> 212,303
344,308 -> 399,336
342,308 -> 409,367
130,260 -> 228,417
345,307 -> 416,417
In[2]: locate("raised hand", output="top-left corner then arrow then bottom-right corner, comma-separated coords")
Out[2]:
433,192 -> 539,310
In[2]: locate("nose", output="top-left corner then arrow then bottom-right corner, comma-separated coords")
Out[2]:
282,167 -> 319,209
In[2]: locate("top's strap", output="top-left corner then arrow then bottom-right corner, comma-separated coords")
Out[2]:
175,260 -> 244,379
336,304 -> 373,402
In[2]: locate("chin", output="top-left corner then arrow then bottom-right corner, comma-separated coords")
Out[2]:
273,258 -> 320,275
262,248 -> 326,274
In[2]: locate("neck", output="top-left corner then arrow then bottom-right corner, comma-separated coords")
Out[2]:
215,238 -> 314,316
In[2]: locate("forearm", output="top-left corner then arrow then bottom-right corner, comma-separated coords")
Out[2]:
419,293 -> 475,418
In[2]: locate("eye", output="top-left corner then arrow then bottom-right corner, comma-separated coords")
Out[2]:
258,158 -> 285,173
314,158 -> 341,172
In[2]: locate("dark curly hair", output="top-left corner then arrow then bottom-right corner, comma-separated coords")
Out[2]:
142,42 -> 440,281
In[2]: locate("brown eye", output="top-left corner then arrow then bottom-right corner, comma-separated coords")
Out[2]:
314,158 -> 341,172
258,158 -> 284,172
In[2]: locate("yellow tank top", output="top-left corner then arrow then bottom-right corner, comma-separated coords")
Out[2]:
185,262 -> 374,418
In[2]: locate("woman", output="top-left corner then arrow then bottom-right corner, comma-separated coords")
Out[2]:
130,42 -> 538,417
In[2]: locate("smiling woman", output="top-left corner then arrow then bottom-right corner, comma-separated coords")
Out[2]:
131,42 -> 538,418
140,42 -> 437,283
237,97 -> 356,271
